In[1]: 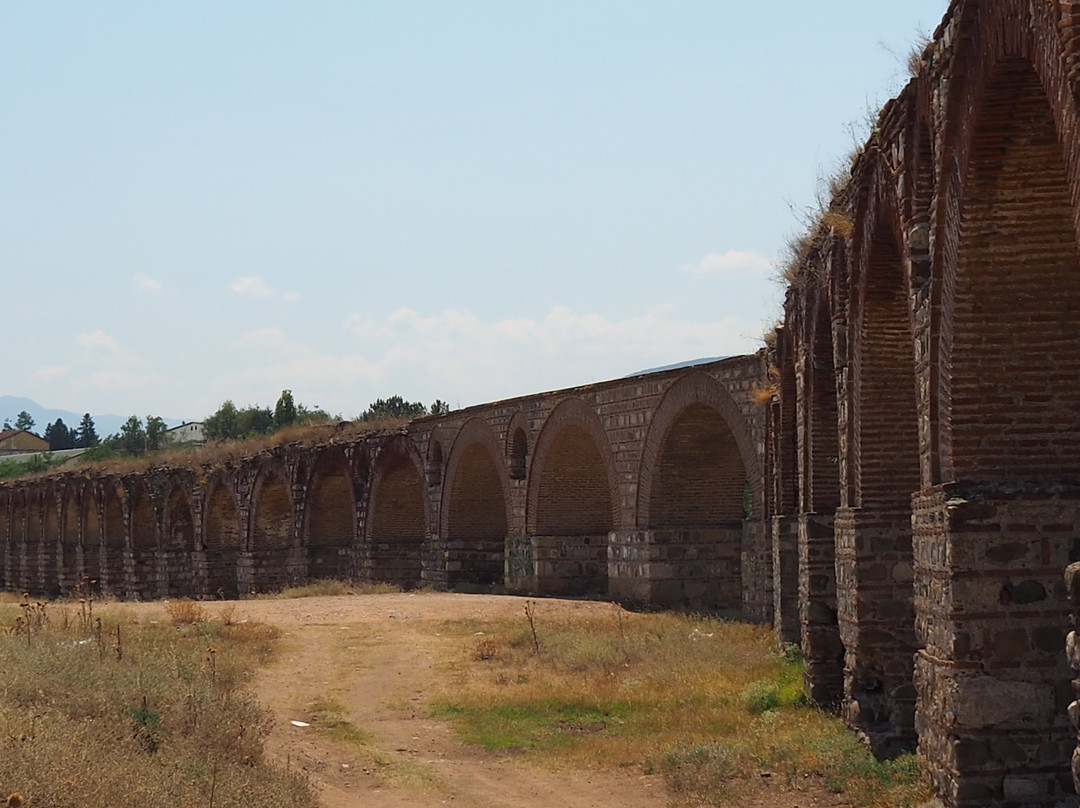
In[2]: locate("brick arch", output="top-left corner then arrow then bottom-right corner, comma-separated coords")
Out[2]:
27,487 -> 49,595
427,436 -> 446,488
505,411 -> 530,482
304,445 -> 356,579
802,283 -> 841,515
164,482 -> 195,597
60,483 -> 81,594
527,397 -> 617,535
526,398 -> 614,597
931,0 -> 1080,483
99,478 -> 127,596
848,153 -> 920,509
203,472 -> 241,598
367,436 -> 428,587
250,461 -> 294,551
940,60 -> 1080,480
841,151 -> 921,749
440,418 -> 510,589
637,371 -> 760,528
127,479 -> 158,600
83,485 -> 102,590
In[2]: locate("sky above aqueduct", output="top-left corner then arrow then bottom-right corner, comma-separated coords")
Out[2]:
1,1 -> 948,423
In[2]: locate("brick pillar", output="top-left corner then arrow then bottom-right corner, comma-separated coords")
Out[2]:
505,533 -> 536,594
772,515 -> 800,645
741,518 -> 773,624
914,484 -> 1076,807
799,512 -> 844,708
835,505 -> 917,755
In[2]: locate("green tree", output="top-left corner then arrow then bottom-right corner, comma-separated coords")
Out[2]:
237,405 -> 274,437
15,411 -> 35,433
274,389 -> 298,430
44,418 -> 75,451
204,400 -> 240,441
75,413 -> 100,448
146,415 -> 168,452
297,403 -> 334,425
429,399 -> 451,416
359,396 -> 427,422
118,415 -> 148,456
1,419 -> 11,431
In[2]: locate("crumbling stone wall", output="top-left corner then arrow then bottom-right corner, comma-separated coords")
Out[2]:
0,356 -> 768,617
769,1 -> 1080,804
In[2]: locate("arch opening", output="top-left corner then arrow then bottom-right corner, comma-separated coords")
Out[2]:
304,457 -> 356,580
83,491 -> 102,592
251,473 -> 294,594
204,484 -> 241,599
129,487 -> 158,600
642,402 -> 746,611
102,485 -> 126,596
164,488 -> 195,598
532,424 -> 611,597
839,211 -> 920,754
510,429 -> 528,481
446,443 -> 507,590
368,455 -> 426,588
924,56 -> 1080,798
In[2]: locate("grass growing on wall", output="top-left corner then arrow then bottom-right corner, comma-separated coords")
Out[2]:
0,599 -> 312,808
431,605 -> 928,807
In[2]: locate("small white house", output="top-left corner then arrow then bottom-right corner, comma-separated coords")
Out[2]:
164,421 -> 206,446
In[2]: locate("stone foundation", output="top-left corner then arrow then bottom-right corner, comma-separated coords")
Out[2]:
799,512 -> 844,709
835,505 -> 918,755
914,484 -> 1077,807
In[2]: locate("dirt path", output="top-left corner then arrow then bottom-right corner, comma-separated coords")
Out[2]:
194,593 -> 845,808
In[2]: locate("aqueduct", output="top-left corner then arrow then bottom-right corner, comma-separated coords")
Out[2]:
5,1 -> 1080,805
0,357 -> 769,618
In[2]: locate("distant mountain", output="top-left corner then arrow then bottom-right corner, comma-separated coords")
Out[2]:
627,357 -> 730,377
0,396 -> 183,439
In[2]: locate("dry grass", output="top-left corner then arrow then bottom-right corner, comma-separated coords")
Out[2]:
750,382 -> 778,406
164,597 -> 206,625
0,601 -> 310,807
430,607 -> 929,807
263,579 -> 401,599
72,416 -> 412,478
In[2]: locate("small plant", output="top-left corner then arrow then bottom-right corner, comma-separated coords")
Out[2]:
523,600 -> 540,654
474,637 -> 498,661
128,695 -> 162,754
164,598 -> 206,625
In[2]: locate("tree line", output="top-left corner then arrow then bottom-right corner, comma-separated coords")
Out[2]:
4,391 -> 454,466
4,410 -> 102,451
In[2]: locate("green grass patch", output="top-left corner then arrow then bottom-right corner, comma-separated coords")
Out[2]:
432,700 -> 623,751
308,697 -> 376,745
431,607 -> 930,807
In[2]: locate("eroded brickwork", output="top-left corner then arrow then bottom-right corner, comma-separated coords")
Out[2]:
771,1 -> 1080,804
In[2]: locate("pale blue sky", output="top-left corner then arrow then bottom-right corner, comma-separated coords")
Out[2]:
1,2 -> 948,422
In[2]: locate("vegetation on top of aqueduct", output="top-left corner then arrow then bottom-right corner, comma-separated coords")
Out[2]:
1,392 -> 452,483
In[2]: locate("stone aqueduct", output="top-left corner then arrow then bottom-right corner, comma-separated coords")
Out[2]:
4,0 -> 1080,805
0,357 -> 770,615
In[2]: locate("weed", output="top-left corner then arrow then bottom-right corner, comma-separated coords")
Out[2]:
0,604 -> 312,807
267,579 -> 400,599
431,610 -> 929,807
164,598 -> 206,625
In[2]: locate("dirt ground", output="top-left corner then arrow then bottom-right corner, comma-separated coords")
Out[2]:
182,592 -> 854,808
